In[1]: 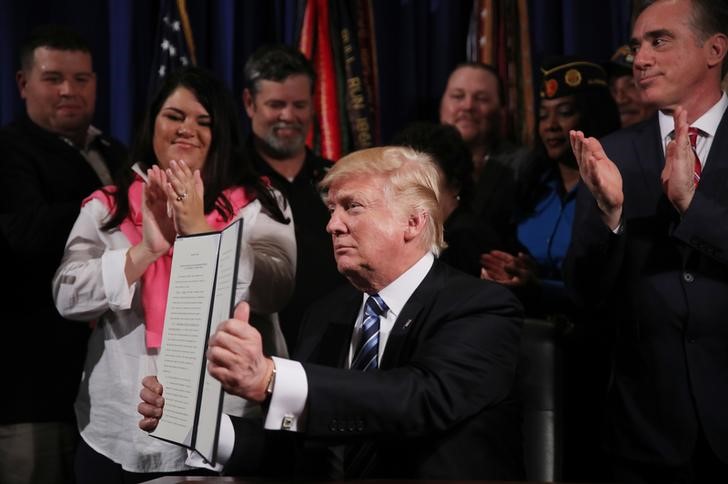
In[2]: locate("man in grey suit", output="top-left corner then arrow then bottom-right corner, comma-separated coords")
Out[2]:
139,146 -> 524,479
567,0 -> 728,481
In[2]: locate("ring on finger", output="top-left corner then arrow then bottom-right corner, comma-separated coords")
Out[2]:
176,191 -> 188,202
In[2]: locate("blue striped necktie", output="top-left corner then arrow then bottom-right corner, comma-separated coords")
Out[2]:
351,294 -> 388,371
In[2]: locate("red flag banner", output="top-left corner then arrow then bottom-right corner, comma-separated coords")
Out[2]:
298,0 -> 380,160
298,0 -> 342,160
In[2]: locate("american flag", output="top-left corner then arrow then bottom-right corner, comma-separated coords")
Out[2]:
148,0 -> 196,101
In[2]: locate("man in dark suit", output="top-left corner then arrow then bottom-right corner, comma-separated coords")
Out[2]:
0,26 -> 126,484
139,146 -> 524,479
566,0 -> 728,482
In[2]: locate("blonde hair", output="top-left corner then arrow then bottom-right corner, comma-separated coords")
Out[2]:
321,146 -> 446,255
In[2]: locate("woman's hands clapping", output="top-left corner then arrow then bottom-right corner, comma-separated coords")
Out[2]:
480,250 -> 539,287
125,160 -> 209,286
142,165 -> 176,256
160,159 -> 209,235
146,159 -> 210,237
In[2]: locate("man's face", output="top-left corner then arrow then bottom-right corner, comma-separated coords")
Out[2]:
244,74 -> 313,158
609,74 -> 654,127
631,0 -> 718,111
17,47 -> 96,139
439,66 -> 502,146
326,175 -> 410,289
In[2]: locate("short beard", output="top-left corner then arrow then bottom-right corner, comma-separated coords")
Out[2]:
260,125 -> 306,159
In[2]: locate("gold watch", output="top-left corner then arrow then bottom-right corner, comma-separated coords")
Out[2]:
265,362 -> 277,397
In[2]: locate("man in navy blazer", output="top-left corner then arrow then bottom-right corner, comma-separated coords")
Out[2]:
566,0 -> 728,481
139,146 -> 524,479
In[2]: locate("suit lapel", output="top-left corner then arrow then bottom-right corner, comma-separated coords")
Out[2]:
635,116 -> 665,190
621,117 -> 678,225
379,262 -> 444,369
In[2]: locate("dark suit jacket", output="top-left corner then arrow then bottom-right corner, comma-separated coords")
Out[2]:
564,112 -> 728,465
227,260 -> 524,479
0,115 -> 127,424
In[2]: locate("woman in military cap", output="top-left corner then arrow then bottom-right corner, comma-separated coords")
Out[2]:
481,56 -> 619,317
481,56 -> 621,481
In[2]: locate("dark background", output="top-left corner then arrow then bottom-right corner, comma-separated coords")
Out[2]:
0,0 -> 634,147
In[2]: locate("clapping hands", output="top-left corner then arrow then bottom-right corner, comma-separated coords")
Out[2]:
480,250 -> 539,287
145,159 -> 210,238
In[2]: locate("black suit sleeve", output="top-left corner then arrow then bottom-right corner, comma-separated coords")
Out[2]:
224,417 -> 296,477
673,189 -> 728,265
564,176 -> 627,308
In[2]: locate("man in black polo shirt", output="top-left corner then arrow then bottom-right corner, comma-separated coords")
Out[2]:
242,44 -> 343,350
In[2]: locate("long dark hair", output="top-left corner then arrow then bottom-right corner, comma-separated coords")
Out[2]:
103,66 -> 288,231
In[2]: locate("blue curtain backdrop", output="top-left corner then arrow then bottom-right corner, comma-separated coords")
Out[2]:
0,0 -> 633,147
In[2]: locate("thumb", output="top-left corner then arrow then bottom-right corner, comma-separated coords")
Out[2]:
141,183 -> 149,208
664,140 -> 676,171
662,142 -> 674,188
234,300 -> 250,323
194,170 -> 204,198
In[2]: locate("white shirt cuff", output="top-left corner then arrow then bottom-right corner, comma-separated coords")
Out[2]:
264,356 -> 308,431
101,248 -> 135,310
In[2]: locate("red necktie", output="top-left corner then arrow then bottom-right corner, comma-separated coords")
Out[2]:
688,127 -> 702,185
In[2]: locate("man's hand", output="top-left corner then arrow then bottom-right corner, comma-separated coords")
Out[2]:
662,106 -> 696,214
138,375 -> 164,432
207,301 -> 274,404
570,130 -> 624,230
480,250 -> 538,287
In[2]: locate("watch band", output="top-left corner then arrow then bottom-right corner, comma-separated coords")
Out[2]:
265,362 -> 277,396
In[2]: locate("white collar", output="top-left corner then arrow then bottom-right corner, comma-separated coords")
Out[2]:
364,252 -> 435,320
59,124 -> 103,152
659,91 -> 728,140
